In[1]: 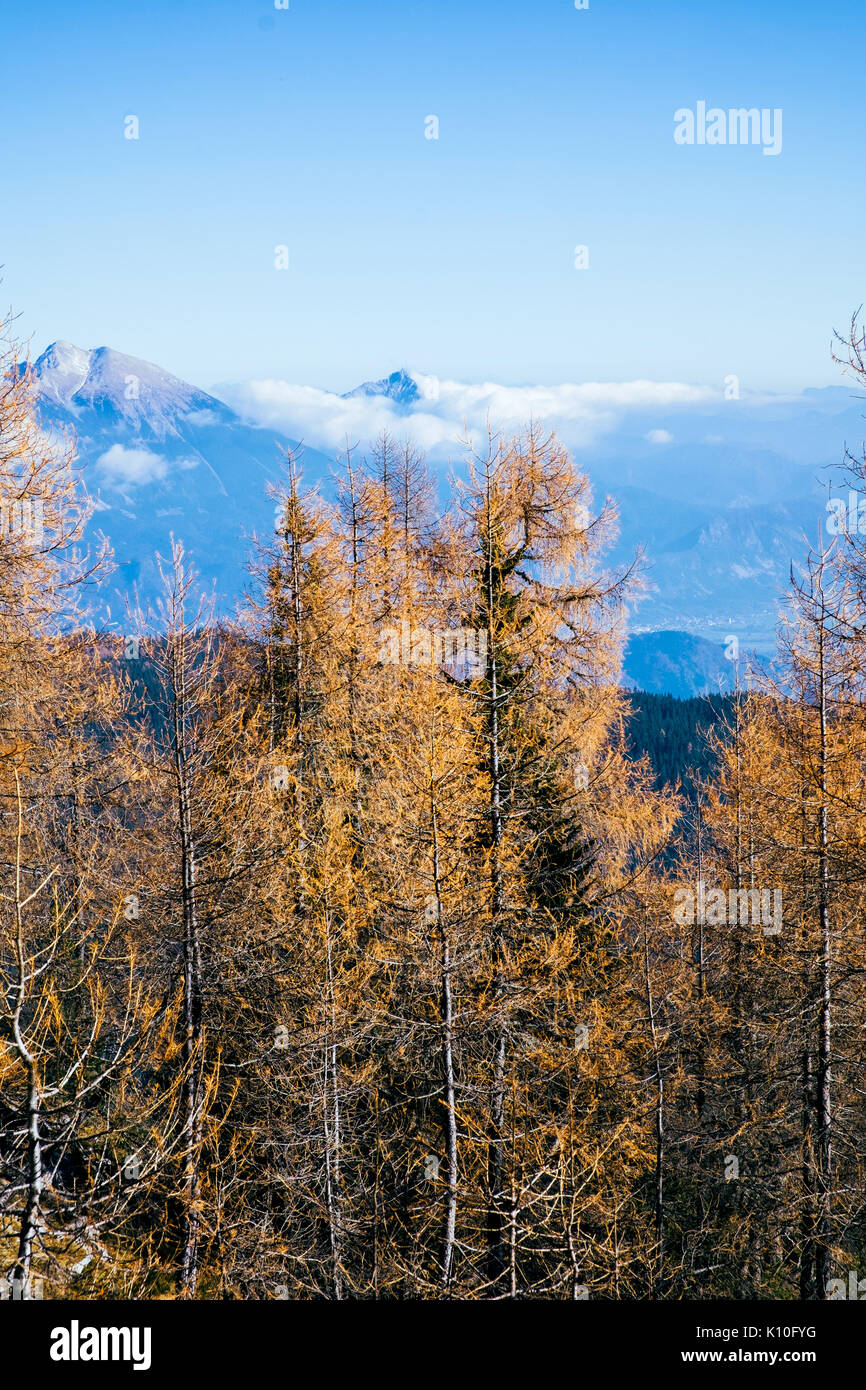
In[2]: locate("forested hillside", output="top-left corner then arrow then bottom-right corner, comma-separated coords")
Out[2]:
2,318 -> 865,1303
625,691 -> 734,796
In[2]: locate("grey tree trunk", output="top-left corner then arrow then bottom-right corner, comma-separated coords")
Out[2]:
429,795 -> 457,1289
643,913 -> 664,1297
814,600 -> 833,1299
170,626 -> 205,1298
482,472 -> 507,1294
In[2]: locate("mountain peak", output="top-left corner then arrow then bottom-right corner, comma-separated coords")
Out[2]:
37,339 -> 91,370
34,340 -> 94,404
32,340 -> 229,437
343,368 -> 421,408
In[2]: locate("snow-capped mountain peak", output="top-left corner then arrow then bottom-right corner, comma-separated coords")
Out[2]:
22,338 -> 332,618
343,367 -> 422,408
33,340 -> 94,406
32,341 -> 229,438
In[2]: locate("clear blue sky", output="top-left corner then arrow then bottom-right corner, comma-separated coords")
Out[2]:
2,0 -> 863,392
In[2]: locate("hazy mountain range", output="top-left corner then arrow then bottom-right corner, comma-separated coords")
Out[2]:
28,342 -> 865,696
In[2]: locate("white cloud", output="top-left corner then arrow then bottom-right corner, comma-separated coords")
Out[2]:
95,445 -> 197,487
184,409 -> 222,427
221,375 -> 718,458
645,428 -> 674,444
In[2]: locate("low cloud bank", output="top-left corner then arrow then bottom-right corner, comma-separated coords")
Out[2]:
222,375 -> 721,457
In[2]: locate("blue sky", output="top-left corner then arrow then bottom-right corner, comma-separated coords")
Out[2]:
2,0 -> 864,393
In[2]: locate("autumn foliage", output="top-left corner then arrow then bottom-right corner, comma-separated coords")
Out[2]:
2,316 -> 866,1301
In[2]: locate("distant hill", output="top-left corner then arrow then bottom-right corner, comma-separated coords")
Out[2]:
623,630 -> 737,698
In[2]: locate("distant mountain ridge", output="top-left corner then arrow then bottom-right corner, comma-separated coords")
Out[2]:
622,631 -> 735,698
26,340 -> 850,691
